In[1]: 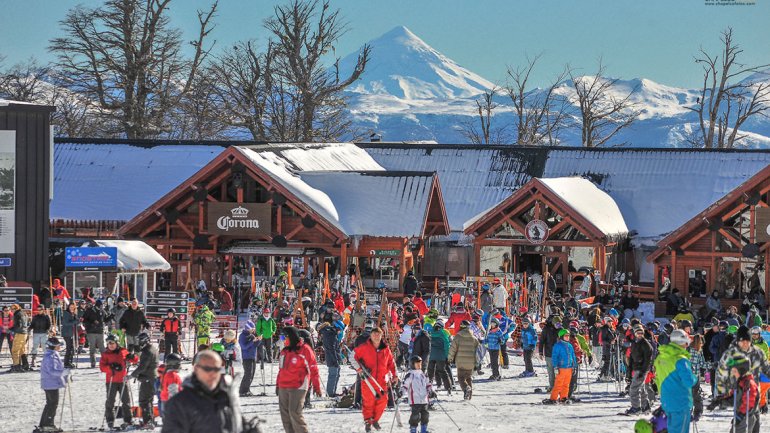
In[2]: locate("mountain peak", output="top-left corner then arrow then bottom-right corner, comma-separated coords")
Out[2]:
340,26 -> 494,100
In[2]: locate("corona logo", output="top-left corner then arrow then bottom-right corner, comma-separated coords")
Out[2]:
230,206 -> 249,218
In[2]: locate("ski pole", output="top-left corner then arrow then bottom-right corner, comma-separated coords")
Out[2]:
99,379 -> 115,431
67,375 -> 75,428
388,384 -> 403,432
432,397 -> 462,431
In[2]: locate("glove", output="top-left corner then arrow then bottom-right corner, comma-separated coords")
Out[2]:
428,390 -> 437,399
554,368 -> 560,376
110,363 -> 123,372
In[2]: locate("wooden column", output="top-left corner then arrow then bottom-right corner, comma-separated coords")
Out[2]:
671,249 -> 678,292
340,243 -> 348,276
474,242 -> 482,276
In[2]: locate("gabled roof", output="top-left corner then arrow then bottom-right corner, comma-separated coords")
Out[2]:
298,171 -> 449,238
648,164 -> 770,261
463,177 -> 627,240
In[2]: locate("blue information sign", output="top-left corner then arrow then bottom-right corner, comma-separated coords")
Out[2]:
65,247 -> 118,271
0,258 -> 10,267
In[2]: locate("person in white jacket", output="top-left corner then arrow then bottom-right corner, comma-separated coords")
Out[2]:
401,355 -> 434,433
491,278 -> 507,311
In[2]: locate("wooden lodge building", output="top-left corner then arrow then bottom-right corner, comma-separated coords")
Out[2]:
48,138 -> 770,307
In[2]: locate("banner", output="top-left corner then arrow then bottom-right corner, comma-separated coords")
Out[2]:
0,131 -> 15,254
145,291 -> 189,322
65,247 -> 118,271
207,202 -> 271,236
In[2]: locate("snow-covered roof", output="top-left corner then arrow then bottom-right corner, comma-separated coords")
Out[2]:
92,239 -> 170,271
299,171 -> 436,237
538,177 -> 628,237
52,143 -> 226,221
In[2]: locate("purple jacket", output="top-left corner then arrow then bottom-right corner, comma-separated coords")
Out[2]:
40,349 -> 67,390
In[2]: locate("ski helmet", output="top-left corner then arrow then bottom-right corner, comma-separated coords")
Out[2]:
136,332 -> 151,348
409,355 -> 422,367
727,355 -> 751,377
558,329 -> 569,339
433,320 -> 444,329
165,353 -> 182,370
750,326 -> 762,336
569,327 -> 578,336
633,419 -> 653,433
211,342 -> 225,353
669,329 -> 690,346
106,334 -> 119,345
46,336 -> 63,350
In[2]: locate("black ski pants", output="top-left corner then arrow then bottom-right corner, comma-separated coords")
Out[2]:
137,379 -> 155,424
40,389 -> 59,428
409,404 -> 429,427
105,382 -> 132,425
164,334 -> 178,360
428,360 -> 451,391
240,359 -> 257,395
523,349 -> 534,373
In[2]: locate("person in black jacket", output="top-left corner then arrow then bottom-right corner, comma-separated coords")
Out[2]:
119,299 -> 149,352
598,317 -> 616,381
403,271 -> 419,297
29,308 -> 52,368
162,350 -> 259,433
318,317 -> 342,397
82,300 -> 106,367
10,304 -> 30,372
538,316 -> 560,391
625,325 -> 653,415
411,324 -> 431,373
130,332 -> 159,428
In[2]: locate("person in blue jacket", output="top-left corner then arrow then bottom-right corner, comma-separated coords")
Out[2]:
484,319 -> 505,381
37,337 -> 70,433
519,317 -> 538,377
654,329 -> 696,433
544,329 -> 577,404
238,320 -> 260,397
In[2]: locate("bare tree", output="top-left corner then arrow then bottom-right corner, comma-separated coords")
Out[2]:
169,74 -> 230,140
688,28 -> 770,149
264,0 -> 370,141
0,58 -> 50,102
570,61 -> 640,147
460,88 -> 509,144
49,0 -> 218,138
506,54 -> 572,145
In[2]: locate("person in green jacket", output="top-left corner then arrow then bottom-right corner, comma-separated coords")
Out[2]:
654,330 -> 696,433
428,321 -> 451,394
255,307 -> 277,363
448,321 -> 480,400
194,305 -> 215,347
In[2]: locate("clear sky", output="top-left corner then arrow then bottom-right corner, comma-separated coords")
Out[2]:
1,0 -> 768,88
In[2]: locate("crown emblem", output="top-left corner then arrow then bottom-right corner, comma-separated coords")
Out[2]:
230,206 -> 249,218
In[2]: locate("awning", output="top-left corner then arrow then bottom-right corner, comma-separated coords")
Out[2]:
91,240 -> 171,272
219,241 -> 321,256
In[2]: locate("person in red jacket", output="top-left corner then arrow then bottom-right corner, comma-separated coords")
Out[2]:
446,305 -> 472,336
159,353 -> 183,418
159,309 -> 180,360
412,292 -> 429,317
99,334 -> 137,430
216,285 -> 234,315
276,326 -> 321,433
353,327 -> 398,432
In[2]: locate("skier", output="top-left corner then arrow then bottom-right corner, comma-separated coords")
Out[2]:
276,326 -> 321,433
193,305 -> 215,347
403,271 -> 419,297
748,326 -> 770,413
160,309 -> 181,360
448,320 -> 480,400
238,320 -> 260,397
412,292 -> 429,317
542,329 -> 577,404
129,332 -> 159,428
539,315 -> 561,389
491,278 -> 507,311
61,302 -> 79,368
119,299 -> 149,352
401,355 -> 434,433
625,324 -> 654,415
353,327 -> 397,432
29,307 -> 52,369
255,307 -> 277,362
397,320 -> 414,370
411,323 -> 431,373
725,355 -> 761,433
484,319 -> 504,381
597,316 -> 617,381
159,353 -> 183,418
220,330 -> 238,376
318,314 -> 343,396
479,285 -> 493,314
9,304 -> 30,372
0,305 -> 13,355
99,334 -> 137,430
654,329 -> 696,433
518,317 -> 538,377
36,337 -> 69,433
428,321 -> 452,393
82,299 -> 107,368
446,305 -> 471,336
715,325 -> 770,401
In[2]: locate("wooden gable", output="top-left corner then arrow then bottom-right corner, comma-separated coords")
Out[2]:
422,175 -> 450,237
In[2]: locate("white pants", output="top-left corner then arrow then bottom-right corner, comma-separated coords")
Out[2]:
30,333 -> 48,356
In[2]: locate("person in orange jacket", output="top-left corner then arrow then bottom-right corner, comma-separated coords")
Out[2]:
412,292 -> 429,317
352,327 -> 398,432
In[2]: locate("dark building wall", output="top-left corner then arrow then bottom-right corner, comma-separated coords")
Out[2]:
0,103 -> 54,286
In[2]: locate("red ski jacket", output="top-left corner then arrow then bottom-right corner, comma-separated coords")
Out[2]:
276,342 -> 321,393
412,298 -> 429,316
99,348 -> 137,383
354,339 -> 397,388
446,311 -> 472,336
160,369 -> 183,402
161,317 -> 180,334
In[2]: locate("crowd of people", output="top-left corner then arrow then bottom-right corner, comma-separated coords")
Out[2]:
0,273 -> 767,433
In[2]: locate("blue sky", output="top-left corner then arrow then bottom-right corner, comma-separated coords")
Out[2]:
1,0 -> 768,88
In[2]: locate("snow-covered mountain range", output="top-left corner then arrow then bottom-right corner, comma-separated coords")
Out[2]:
341,26 -> 770,147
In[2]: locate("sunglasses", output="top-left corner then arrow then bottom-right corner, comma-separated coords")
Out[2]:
196,365 -> 223,373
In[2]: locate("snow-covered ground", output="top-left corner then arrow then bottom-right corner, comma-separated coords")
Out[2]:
0,335 -> 741,433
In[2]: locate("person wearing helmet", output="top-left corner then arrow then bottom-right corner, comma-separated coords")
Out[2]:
446,304 -> 471,337
749,326 -> 770,413
37,337 -> 69,433
449,320 -> 480,400
401,355 -> 434,433
193,303 -> 215,348
160,309 -> 181,361
624,325 -> 654,415
219,329 -> 238,376
159,353 -> 183,418
543,329 -> 577,404
410,323 -> 431,374
99,334 -> 138,429
255,307 -> 277,363
484,319 -> 504,381
654,329 -> 696,433
129,332 -> 159,428
713,325 -> 770,414
479,284 -> 493,314
726,354 -> 761,432
518,317 -> 538,378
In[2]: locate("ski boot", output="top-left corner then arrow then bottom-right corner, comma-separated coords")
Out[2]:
30,354 -> 36,368
372,420 -> 381,430
542,398 -> 557,405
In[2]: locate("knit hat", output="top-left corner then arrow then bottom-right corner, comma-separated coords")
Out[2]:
244,320 -> 255,331
735,325 -> 752,342
558,329 -> 570,338
727,325 -> 739,335
632,325 -> 645,334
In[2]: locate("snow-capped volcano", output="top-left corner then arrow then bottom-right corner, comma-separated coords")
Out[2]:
340,26 -> 494,100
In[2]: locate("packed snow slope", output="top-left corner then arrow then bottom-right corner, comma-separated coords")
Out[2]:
340,26 -> 770,147
0,339 -> 736,433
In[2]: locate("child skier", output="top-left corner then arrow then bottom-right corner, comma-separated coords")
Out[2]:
220,329 -> 238,376
99,334 -> 137,430
543,329 -> 577,404
401,355 -> 434,433
37,337 -> 69,433
518,317 -> 538,378
484,319 -> 505,381
159,353 -> 183,418
727,355 -> 760,433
